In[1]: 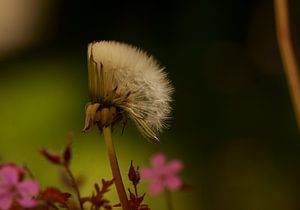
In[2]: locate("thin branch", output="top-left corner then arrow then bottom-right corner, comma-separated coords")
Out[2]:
63,164 -> 84,210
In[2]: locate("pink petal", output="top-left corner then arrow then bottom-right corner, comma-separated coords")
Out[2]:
166,160 -> 183,174
151,153 -> 166,169
17,197 -> 38,208
140,168 -> 156,180
0,166 -> 19,184
149,181 -> 163,196
0,193 -> 13,210
17,180 -> 40,197
165,175 -> 182,190
0,183 -> 9,195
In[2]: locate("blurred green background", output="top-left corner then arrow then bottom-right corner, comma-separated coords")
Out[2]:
1,0 -> 300,209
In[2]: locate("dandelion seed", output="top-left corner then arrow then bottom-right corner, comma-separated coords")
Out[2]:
82,41 -> 173,142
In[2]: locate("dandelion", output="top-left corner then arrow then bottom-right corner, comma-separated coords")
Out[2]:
0,165 -> 39,210
82,40 -> 173,142
82,41 -> 173,210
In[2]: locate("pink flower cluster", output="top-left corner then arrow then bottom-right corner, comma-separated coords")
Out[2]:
0,165 -> 39,210
140,153 -> 183,196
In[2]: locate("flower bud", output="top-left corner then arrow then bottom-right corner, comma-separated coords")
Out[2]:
128,161 -> 140,185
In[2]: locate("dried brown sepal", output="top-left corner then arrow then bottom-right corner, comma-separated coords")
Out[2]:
100,178 -> 114,194
38,187 -> 71,208
114,190 -> 150,210
39,149 -> 61,165
81,179 -> 114,209
128,189 -> 146,209
82,103 -> 101,132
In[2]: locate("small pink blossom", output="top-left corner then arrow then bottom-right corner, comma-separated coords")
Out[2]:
140,153 -> 183,196
0,165 -> 39,210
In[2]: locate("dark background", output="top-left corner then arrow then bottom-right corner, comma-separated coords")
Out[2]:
0,0 -> 300,209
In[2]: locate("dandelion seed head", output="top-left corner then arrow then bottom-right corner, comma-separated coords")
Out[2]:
84,41 -> 173,142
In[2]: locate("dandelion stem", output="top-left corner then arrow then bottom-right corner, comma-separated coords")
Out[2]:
274,0 -> 300,130
165,189 -> 174,210
103,126 -> 130,210
63,164 -> 83,210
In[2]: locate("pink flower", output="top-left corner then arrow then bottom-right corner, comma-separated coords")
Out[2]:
140,153 -> 183,196
0,165 -> 39,210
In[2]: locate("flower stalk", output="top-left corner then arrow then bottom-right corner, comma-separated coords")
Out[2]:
274,0 -> 300,130
165,189 -> 174,210
63,163 -> 83,210
103,124 -> 130,210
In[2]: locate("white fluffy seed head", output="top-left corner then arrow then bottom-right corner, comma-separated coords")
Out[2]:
86,41 -> 173,142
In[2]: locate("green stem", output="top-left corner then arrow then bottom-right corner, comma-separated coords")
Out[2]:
103,126 -> 130,210
165,189 -> 174,210
63,164 -> 83,210
134,184 -> 138,197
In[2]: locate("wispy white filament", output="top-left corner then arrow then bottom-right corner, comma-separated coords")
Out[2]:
87,41 -> 173,142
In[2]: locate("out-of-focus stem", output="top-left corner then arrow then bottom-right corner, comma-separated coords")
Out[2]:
274,0 -> 300,130
63,164 -> 83,210
165,189 -> 174,210
103,126 -> 130,210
